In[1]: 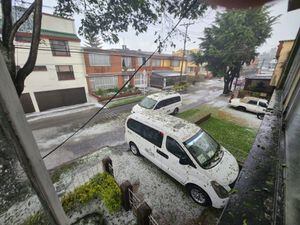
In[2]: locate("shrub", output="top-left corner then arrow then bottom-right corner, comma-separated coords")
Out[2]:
62,173 -> 121,214
173,82 -> 189,92
21,211 -> 50,225
95,89 -> 107,96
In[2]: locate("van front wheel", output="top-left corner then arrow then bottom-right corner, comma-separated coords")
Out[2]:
129,142 -> 140,156
172,107 -> 179,115
187,184 -> 211,206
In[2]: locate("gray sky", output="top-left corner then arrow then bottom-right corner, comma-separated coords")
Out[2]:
43,0 -> 300,54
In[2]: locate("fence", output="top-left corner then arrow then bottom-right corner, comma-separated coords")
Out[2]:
102,157 -> 161,225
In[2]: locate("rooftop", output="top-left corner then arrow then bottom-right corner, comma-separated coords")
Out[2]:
130,112 -> 200,142
147,91 -> 180,101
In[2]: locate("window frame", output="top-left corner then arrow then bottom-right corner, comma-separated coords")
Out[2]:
259,101 -> 268,108
166,136 -> 187,159
55,65 -> 75,81
171,60 -> 180,67
248,100 -> 258,105
50,40 -> 70,56
127,118 -> 163,148
89,53 -> 111,66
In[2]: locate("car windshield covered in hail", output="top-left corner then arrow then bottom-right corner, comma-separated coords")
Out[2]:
138,97 -> 157,109
184,131 -> 222,168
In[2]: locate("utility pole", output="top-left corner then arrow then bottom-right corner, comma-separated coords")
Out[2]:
180,22 -> 194,80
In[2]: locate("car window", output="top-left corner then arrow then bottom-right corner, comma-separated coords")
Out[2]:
259,101 -> 267,108
248,100 -> 258,105
155,99 -> 167,109
138,97 -> 157,109
166,136 -> 186,158
127,118 -> 163,147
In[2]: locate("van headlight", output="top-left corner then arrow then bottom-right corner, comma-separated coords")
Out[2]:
211,181 -> 229,199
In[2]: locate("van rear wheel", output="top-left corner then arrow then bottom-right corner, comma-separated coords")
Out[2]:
172,107 -> 179,115
237,106 -> 246,111
129,142 -> 140,156
187,184 -> 211,207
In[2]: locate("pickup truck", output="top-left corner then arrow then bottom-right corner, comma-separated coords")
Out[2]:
229,97 -> 268,114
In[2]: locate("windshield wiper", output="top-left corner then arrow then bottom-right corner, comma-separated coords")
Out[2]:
202,147 -> 221,168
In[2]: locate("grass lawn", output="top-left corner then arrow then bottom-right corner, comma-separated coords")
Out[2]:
199,117 -> 256,163
178,106 -> 257,163
106,95 -> 144,108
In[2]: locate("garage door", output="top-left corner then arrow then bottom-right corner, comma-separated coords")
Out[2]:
20,93 -> 35,113
34,87 -> 87,111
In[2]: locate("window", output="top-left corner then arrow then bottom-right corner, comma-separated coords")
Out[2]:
135,73 -> 147,87
139,97 -> 157,109
154,99 -> 168,109
90,76 -> 118,90
169,96 -> 181,104
137,57 -> 150,66
122,57 -> 132,67
33,66 -> 47,71
50,40 -> 70,56
89,54 -> 110,66
127,119 -> 163,147
171,60 -> 180,67
15,35 -> 32,43
259,101 -> 268,108
188,67 -> 194,72
248,100 -> 258,105
151,59 -> 161,67
56,65 -> 74,80
166,136 -> 186,158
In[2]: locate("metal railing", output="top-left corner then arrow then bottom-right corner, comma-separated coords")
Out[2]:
128,188 -> 142,215
149,214 -> 159,225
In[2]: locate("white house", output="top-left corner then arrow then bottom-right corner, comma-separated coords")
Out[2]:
3,8 -> 90,113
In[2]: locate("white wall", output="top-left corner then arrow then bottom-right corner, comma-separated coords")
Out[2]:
15,14 -> 92,112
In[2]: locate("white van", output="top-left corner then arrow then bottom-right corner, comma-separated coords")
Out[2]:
131,92 -> 182,115
125,112 -> 239,208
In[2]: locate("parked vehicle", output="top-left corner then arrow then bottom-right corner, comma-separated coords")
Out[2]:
125,112 -> 239,208
131,92 -> 182,115
229,96 -> 268,114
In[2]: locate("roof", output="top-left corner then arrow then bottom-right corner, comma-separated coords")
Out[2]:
152,70 -> 187,77
129,112 -> 201,142
240,96 -> 268,103
147,91 -> 180,101
83,47 -> 184,59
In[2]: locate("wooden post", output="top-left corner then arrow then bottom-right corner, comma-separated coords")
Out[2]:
136,202 -> 152,225
120,180 -> 133,211
0,54 -> 69,224
102,156 -> 113,176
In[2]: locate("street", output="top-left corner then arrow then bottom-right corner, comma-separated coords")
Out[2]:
30,79 -> 224,169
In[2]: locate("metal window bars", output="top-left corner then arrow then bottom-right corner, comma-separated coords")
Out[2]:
149,214 -> 159,225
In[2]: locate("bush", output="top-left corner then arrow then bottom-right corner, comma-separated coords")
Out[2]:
95,89 -> 107,96
173,82 -> 189,92
21,211 -> 51,225
62,173 -> 121,214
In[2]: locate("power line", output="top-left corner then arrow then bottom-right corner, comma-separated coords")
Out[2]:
41,0 -> 200,159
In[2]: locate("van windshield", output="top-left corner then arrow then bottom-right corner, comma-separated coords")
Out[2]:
138,97 -> 157,109
184,131 -> 220,168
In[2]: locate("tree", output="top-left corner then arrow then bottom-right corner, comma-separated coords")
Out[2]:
84,34 -> 103,48
190,51 -> 205,77
1,0 -> 207,96
200,7 -> 278,94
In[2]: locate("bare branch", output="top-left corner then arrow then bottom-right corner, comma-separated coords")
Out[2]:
16,0 -> 43,96
1,0 -> 13,47
9,2 -> 35,47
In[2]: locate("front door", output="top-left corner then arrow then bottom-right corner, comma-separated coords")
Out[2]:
157,136 -> 192,184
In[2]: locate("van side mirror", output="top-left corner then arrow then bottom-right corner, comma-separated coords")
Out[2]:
179,156 -> 191,165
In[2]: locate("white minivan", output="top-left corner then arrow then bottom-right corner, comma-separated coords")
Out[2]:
131,92 -> 182,115
125,112 -> 239,208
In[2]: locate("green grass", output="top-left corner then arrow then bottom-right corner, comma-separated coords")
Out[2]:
178,105 -> 218,123
106,95 -> 144,108
199,117 -> 256,162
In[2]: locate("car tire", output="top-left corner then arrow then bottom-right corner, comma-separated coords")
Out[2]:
187,184 -> 212,207
237,106 -> 246,111
172,107 -> 179,115
129,142 -> 140,156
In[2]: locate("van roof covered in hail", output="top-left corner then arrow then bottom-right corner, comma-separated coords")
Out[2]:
147,91 -> 180,101
129,112 -> 201,142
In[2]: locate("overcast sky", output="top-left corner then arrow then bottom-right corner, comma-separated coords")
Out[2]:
43,0 -> 300,54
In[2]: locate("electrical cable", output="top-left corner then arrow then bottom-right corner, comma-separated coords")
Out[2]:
41,0 -> 200,159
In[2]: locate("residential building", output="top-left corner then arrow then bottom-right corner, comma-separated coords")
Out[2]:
1,8 -> 89,113
83,46 -> 186,91
218,28 -> 300,225
270,40 -> 295,88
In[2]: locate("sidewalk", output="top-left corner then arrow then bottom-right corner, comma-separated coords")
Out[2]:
26,102 -> 103,122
